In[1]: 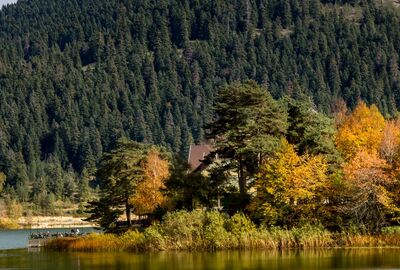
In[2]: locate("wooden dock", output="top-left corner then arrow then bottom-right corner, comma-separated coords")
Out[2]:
28,232 -> 85,247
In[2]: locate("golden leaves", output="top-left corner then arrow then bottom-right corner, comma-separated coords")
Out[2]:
131,149 -> 170,215
251,139 -> 328,224
336,102 -> 400,228
336,101 -> 385,160
344,150 -> 391,186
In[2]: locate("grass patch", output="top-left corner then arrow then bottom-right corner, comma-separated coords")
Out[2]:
47,230 -> 144,252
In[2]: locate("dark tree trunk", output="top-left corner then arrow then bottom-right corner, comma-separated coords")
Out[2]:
125,197 -> 132,226
238,156 -> 246,195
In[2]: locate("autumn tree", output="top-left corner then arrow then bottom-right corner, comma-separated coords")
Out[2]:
331,98 -> 348,127
380,120 -> 400,166
249,139 -> 328,226
336,101 -> 385,160
343,151 -> 400,232
131,149 -> 170,215
379,120 -> 400,221
334,102 -> 400,230
86,139 -> 170,232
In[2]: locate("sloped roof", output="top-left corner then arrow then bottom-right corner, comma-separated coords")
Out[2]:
188,144 -> 214,171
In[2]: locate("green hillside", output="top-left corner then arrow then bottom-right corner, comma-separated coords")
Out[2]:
0,0 -> 400,208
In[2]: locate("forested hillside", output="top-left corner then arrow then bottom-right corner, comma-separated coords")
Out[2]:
0,0 -> 400,208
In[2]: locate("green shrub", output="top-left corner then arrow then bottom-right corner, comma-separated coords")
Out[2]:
381,226 -> 400,235
119,230 -> 145,251
159,210 -> 205,250
225,213 -> 257,248
203,211 -> 231,249
143,223 -> 166,250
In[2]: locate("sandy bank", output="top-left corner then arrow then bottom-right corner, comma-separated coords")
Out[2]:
17,216 -> 96,229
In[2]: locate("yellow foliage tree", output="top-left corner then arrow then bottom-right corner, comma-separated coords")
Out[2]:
131,149 -> 170,215
250,139 -> 328,226
335,101 -> 385,160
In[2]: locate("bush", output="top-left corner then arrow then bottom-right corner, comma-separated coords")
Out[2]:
119,230 -> 145,251
203,211 -> 231,249
225,213 -> 257,248
381,226 -> 400,235
157,210 -> 204,250
143,223 -> 166,250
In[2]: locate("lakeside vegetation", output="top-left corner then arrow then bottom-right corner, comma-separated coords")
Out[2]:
46,80 -> 400,251
79,81 -> 399,235
46,210 -> 400,252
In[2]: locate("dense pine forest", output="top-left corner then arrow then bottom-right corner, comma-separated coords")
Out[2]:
1,0 -> 400,211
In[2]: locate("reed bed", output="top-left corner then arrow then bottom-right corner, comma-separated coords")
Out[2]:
45,211 -> 400,252
337,226 -> 400,247
46,230 -> 145,251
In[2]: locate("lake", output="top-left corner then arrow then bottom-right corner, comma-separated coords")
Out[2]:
0,248 -> 399,269
0,228 -> 97,250
0,229 -> 399,269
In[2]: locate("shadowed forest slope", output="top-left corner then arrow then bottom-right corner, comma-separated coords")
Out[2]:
0,0 -> 400,206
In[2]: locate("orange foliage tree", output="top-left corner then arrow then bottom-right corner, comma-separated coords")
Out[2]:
131,149 -> 170,215
335,103 -> 400,231
343,151 -> 399,232
380,120 -> 400,214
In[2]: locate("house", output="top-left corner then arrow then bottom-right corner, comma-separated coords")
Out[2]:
187,144 -> 215,173
187,144 -> 242,210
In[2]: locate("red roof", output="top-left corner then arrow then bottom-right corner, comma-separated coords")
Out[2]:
188,144 -> 214,171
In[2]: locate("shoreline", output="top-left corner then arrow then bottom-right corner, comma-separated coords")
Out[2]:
45,235 -> 400,252
0,216 -> 96,230
44,230 -> 400,252
44,211 -> 400,253
19,216 -> 96,229
5,245 -> 400,252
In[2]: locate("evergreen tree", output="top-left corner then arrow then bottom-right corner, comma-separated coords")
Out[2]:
207,81 -> 287,196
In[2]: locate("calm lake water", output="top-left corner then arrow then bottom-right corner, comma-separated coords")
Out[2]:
0,248 -> 399,270
0,228 -> 96,250
0,230 -> 399,269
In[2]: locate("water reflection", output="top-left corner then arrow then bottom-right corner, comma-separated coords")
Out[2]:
0,248 -> 399,270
